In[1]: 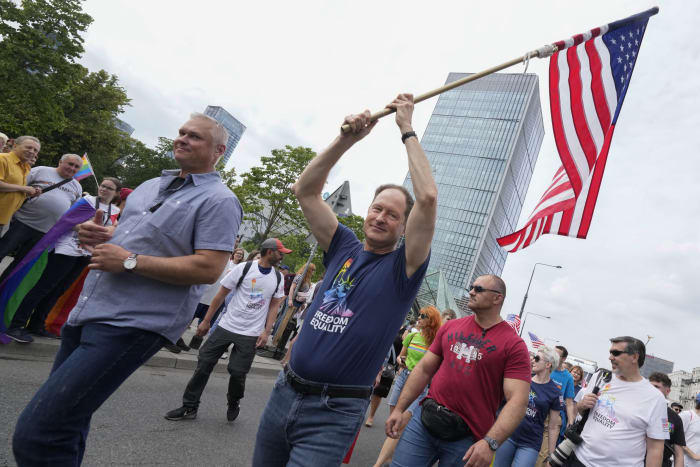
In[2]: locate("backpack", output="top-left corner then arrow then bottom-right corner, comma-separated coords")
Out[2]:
235,261 -> 282,294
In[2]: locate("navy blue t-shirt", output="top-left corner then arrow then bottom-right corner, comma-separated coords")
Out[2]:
510,379 -> 562,449
289,224 -> 429,386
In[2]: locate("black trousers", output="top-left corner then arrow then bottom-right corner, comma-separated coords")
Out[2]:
10,253 -> 90,331
0,219 -> 45,282
182,326 -> 258,409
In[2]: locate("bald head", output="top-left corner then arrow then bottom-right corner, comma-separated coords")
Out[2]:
483,274 -> 506,298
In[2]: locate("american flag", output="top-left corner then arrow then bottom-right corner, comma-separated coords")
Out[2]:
498,8 -> 658,252
505,314 -> 521,334
528,332 -> 545,349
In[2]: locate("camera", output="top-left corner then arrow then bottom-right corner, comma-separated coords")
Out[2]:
547,369 -> 612,467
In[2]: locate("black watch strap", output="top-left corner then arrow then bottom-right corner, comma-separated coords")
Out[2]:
401,131 -> 417,144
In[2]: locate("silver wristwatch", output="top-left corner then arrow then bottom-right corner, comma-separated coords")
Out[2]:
483,435 -> 499,451
123,254 -> 138,272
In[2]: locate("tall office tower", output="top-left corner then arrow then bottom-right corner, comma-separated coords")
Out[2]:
403,72 -> 544,313
203,106 -> 246,165
114,118 -> 135,136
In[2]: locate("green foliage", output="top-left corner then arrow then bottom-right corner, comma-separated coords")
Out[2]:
338,214 -> 366,242
114,137 -> 178,188
233,145 -> 315,240
277,233 -> 325,279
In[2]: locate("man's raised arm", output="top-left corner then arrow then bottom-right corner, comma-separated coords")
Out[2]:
389,94 -> 437,278
294,111 -> 377,252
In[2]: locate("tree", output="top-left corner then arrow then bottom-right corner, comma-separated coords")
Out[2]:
338,214 -> 366,242
0,0 -> 93,138
233,145 -> 315,241
114,137 -> 178,188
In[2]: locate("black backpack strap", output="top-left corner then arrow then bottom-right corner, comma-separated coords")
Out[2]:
275,270 -> 282,294
235,261 -> 254,289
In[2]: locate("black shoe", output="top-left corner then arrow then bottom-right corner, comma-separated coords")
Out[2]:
226,403 -> 240,422
163,343 -> 181,354
28,328 -> 60,339
175,337 -> 190,352
164,406 -> 197,421
5,328 -> 34,343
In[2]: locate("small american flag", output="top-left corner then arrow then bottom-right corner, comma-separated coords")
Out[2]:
498,8 -> 658,252
528,332 -> 545,349
505,314 -> 521,334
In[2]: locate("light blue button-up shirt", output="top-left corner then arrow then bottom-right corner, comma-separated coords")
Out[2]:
67,170 -> 242,342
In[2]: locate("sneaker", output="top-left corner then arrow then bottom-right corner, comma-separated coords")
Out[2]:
164,406 -> 197,421
175,338 -> 190,352
221,351 -> 229,360
226,403 -> 240,422
163,343 -> 181,354
28,328 -> 60,339
5,328 -> 33,343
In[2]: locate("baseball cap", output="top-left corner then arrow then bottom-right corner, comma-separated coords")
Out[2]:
279,264 -> 290,271
260,238 -> 292,254
119,188 -> 133,201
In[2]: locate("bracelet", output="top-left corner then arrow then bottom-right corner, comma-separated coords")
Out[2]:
401,131 -> 417,144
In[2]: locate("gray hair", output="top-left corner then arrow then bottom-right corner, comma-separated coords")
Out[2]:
189,113 -> 229,147
0,133 -> 7,145
60,153 -> 82,163
538,345 -> 560,372
610,336 -> 646,367
15,135 -> 41,147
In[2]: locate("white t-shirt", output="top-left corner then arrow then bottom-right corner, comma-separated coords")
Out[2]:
198,260 -> 235,306
680,410 -> 700,467
216,261 -> 284,336
14,166 -> 82,232
573,375 -> 669,466
54,195 -> 120,257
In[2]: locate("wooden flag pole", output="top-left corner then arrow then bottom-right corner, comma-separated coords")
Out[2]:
340,44 -> 557,133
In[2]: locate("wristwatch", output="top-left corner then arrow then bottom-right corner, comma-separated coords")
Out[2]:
483,436 -> 499,451
123,253 -> 138,272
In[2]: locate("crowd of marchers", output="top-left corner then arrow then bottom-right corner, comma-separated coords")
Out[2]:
3,96 -> 700,467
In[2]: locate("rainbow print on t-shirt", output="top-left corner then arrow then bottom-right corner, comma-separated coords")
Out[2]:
408,341 -> 428,354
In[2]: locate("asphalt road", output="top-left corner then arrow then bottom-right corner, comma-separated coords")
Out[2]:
0,356 -> 392,466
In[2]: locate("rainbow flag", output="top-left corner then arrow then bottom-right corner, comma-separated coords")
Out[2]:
74,154 -> 94,181
0,198 -> 96,340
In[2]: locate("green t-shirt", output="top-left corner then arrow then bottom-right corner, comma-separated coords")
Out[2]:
403,332 -> 429,370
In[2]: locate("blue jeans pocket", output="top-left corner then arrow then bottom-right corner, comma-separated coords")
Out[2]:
322,395 -> 367,418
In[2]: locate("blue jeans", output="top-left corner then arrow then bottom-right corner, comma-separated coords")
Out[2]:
387,369 -> 428,413
391,404 -> 475,467
493,438 -> 539,467
13,323 -> 166,466
252,369 -> 370,467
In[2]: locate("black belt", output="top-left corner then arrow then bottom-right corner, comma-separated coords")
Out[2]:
284,367 -> 372,399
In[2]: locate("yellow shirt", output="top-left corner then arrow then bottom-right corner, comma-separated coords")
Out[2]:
0,151 -> 31,224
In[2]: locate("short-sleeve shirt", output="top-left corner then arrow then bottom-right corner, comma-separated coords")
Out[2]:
67,170 -> 242,343
427,316 -> 531,439
54,195 -> 120,257
217,261 -> 284,336
573,375 -> 669,466
14,166 -> 82,232
510,379 -> 562,449
680,410 -> 700,467
403,332 -> 429,371
198,260 -> 235,306
0,152 -> 31,224
663,407 -> 685,467
289,223 -> 429,386
551,368 -> 575,426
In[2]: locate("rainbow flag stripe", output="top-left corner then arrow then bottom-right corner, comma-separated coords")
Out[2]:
74,154 -> 93,181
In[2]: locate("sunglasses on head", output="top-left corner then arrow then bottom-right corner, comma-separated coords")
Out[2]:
609,349 -> 630,357
469,284 -> 503,294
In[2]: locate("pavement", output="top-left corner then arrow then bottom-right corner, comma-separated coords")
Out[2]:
0,324 -> 285,377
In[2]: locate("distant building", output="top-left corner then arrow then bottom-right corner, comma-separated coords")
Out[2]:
114,118 -> 135,136
640,354 -> 674,378
402,72 -> 544,314
669,367 -> 700,409
203,106 -> 246,165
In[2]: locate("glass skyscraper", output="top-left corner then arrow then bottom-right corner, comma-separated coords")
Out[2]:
404,72 -> 544,313
204,106 -> 246,165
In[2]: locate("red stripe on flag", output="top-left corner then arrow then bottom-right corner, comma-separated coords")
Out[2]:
558,206 -> 574,235
585,40 -> 611,132
543,215 -> 553,234
567,47 -> 598,169
549,53 -> 582,195
572,34 -> 585,46
578,125 -> 616,237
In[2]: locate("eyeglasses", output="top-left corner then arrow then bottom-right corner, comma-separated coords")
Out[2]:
419,314 -> 428,319
609,349 -> 630,357
532,355 -> 541,362
469,284 -> 503,294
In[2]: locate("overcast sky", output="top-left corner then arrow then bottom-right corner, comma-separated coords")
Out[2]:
79,1 -> 699,373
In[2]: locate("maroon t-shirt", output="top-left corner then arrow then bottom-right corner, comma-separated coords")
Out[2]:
427,316 -> 531,439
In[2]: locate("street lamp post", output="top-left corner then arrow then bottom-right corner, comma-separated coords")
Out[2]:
518,263 -> 563,320
519,312 -> 551,337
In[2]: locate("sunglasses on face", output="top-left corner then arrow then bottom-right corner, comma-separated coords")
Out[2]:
419,314 -> 428,319
609,349 -> 630,357
532,355 -> 541,362
469,285 -> 503,294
